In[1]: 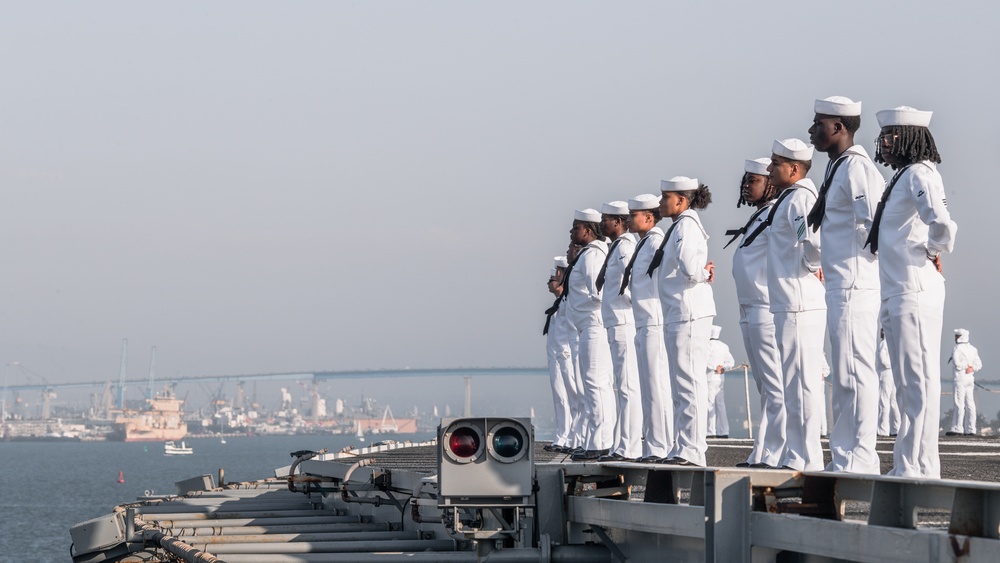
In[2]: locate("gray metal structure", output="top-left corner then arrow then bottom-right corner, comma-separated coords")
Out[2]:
70,433 -> 1000,562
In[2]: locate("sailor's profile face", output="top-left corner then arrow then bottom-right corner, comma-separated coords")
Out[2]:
569,222 -> 588,245
742,173 -> 769,205
877,127 -> 901,166
808,114 -> 838,152
767,155 -> 795,189
659,192 -> 685,219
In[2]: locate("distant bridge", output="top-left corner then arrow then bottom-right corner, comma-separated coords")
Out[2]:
1,367 -> 548,392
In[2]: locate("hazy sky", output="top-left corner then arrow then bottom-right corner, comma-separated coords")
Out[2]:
1,2 -> 998,396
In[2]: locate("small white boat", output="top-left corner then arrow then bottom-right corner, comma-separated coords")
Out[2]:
164,441 -> 193,455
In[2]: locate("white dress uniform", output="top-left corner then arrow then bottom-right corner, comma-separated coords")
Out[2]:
875,108 -> 957,480
600,227 -> 642,459
567,232 -> 615,452
733,189 -> 786,467
950,329 -> 982,435
655,186 -> 716,466
767,157 -> 827,471
564,314 -> 587,449
546,298 -> 574,447
876,335 -> 900,436
814,139 -> 884,474
625,213 -> 673,459
706,326 -> 735,437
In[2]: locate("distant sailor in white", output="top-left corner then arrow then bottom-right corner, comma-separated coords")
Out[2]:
765,138 -> 826,471
948,328 -> 982,437
706,325 -> 735,439
876,328 -> 900,437
597,201 -> 642,461
807,96 -> 885,474
566,209 -> 616,461
871,106 -> 957,479
729,157 -> 785,468
651,176 -> 716,467
542,256 -> 577,452
622,194 -> 674,462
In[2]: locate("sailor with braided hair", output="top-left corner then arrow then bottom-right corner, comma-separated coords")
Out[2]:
871,106 -> 957,478
729,158 -> 785,468
807,96 -> 885,474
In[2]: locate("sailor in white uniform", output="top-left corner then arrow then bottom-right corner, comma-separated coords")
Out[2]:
543,256 -> 577,452
706,325 -> 735,438
566,209 -> 616,460
764,139 -> 827,471
597,201 -> 642,461
652,177 -> 717,466
871,106 -> 957,479
622,194 -> 674,462
562,244 -> 588,451
807,96 -> 885,474
729,157 -> 785,468
876,328 -> 900,437
948,328 -> 982,436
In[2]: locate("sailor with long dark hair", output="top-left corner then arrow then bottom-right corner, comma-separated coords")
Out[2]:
651,177 -> 716,466
729,158 -> 785,468
870,106 -> 957,478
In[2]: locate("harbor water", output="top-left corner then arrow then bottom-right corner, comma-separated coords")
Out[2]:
0,432 -> 433,563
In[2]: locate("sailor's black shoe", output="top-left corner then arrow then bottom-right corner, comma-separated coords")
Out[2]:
660,457 -> 699,466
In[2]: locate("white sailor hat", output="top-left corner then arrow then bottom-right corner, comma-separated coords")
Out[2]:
628,194 -> 660,211
815,96 -> 862,117
554,256 -> 569,269
876,106 -> 933,128
711,325 -> 722,339
744,158 -> 771,176
549,267 -> 557,277
772,138 -> 813,161
574,208 -> 602,223
601,201 -> 629,216
661,176 -> 698,192
955,328 -> 970,337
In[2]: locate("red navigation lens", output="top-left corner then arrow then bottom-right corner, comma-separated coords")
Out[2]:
448,427 -> 480,458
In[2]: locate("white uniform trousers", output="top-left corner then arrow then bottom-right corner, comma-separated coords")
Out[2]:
607,324 -> 642,458
635,325 -> 673,458
951,377 -> 976,434
578,324 -> 616,451
775,310 -> 827,471
546,325 -> 574,446
665,317 -> 712,466
826,288 -> 881,474
740,305 -> 785,467
882,282 -> 945,479
706,373 -> 729,436
877,368 -> 900,436
568,329 -> 588,449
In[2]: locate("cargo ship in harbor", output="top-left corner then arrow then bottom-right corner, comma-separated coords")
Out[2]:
108,392 -> 188,442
